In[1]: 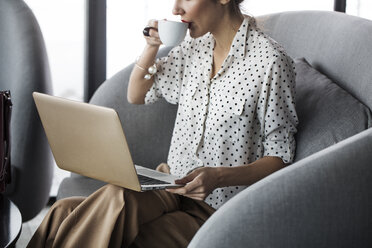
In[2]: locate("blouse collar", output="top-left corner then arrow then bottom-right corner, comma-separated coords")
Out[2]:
227,16 -> 252,59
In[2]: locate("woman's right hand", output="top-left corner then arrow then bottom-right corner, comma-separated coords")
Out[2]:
144,19 -> 162,47
128,20 -> 162,104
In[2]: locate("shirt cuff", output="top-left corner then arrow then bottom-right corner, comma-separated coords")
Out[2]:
263,136 -> 296,164
144,82 -> 159,105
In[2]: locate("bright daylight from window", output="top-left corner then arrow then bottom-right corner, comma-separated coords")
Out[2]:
107,0 -> 334,78
24,0 -> 369,196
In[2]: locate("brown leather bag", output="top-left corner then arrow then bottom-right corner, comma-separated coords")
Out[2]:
0,91 -> 12,193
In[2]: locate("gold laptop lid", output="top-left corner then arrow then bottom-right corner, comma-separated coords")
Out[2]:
33,92 -> 141,191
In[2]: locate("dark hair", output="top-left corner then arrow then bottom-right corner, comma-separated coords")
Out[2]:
229,0 -> 244,16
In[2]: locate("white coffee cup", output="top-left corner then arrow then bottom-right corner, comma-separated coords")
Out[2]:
158,20 -> 188,47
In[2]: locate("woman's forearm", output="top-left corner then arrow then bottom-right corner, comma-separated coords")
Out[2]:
216,156 -> 286,188
127,44 -> 159,104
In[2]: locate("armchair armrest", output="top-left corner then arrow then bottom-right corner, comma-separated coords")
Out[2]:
189,128 -> 372,248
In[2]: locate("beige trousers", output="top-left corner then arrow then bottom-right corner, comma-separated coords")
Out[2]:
27,169 -> 215,248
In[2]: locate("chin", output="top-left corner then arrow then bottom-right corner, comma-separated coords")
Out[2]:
189,32 -> 199,38
189,29 -> 207,39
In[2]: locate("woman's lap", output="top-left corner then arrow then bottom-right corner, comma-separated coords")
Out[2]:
131,211 -> 203,248
131,192 -> 215,248
28,184 -> 214,248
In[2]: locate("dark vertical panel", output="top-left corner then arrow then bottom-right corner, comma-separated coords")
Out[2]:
84,0 -> 106,102
334,0 -> 346,12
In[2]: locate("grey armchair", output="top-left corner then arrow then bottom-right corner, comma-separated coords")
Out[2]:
57,10 -> 372,247
189,11 -> 372,247
0,0 -> 53,222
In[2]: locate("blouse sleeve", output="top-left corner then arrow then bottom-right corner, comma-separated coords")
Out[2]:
144,45 -> 186,105
258,54 -> 299,164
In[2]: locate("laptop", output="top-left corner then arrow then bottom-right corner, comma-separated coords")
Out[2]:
33,92 -> 183,192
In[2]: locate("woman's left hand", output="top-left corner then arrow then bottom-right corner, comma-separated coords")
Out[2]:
166,167 -> 220,201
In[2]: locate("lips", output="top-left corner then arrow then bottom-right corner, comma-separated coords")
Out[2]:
181,20 -> 192,29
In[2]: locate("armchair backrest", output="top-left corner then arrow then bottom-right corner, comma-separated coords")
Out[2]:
256,11 -> 372,162
0,0 -> 53,221
256,10 -> 372,110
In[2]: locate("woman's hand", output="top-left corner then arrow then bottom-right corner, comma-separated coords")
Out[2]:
144,19 -> 162,47
166,167 -> 220,201
128,19 -> 162,104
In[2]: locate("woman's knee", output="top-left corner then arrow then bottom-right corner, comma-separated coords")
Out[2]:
102,183 -> 123,191
54,197 -> 84,207
48,197 -> 85,217
100,184 -> 126,198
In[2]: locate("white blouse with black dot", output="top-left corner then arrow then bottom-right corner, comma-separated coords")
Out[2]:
145,16 -> 298,209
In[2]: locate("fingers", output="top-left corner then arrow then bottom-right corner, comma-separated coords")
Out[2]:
166,179 -> 203,195
175,171 -> 197,184
156,163 -> 171,174
144,28 -> 160,39
166,168 -> 217,201
183,193 -> 206,201
147,19 -> 159,29
143,27 -> 158,37
166,188 -> 206,201
166,186 -> 190,195
144,36 -> 162,46
144,19 -> 160,38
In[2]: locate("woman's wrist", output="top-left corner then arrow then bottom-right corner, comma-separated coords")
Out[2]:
145,43 -> 160,51
134,63 -> 157,80
136,45 -> 159,68
215,167 -> 227,188
143,44 -> 160,57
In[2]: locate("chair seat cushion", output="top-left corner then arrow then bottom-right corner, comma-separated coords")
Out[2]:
56,177 -> 106,200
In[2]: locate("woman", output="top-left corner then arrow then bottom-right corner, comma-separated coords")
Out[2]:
28,0 -> 298,247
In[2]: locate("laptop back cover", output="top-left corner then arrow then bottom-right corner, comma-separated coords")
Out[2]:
33,92 -> 141,191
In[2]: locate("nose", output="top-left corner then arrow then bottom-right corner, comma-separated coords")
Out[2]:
172,0 -> 184,16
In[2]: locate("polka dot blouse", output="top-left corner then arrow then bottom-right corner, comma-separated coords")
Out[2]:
145,16 -> 298,209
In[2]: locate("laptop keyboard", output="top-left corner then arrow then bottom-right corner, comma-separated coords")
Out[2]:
138,174 -> 171,185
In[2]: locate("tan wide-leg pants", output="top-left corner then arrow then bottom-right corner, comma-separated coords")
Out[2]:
27,183 -> 215,248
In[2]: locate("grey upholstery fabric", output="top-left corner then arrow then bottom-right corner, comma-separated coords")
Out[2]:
189,12 -> 372,247
56,177 -> 106,200
189,128 -> 372,248
294,58 -> 372,161
256,11 -> 372,110
0,0 -> 53,221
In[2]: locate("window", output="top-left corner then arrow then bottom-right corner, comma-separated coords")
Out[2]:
25,0 -> 85,195
24,0 -> 85,100
107,0 -> 334,78
107,0 -> 174,77
347,0 -> 372,20
242,0 -> 333,15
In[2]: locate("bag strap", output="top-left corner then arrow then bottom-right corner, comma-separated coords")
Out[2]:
4,91 -> 12,184
0,91 -> 12,192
